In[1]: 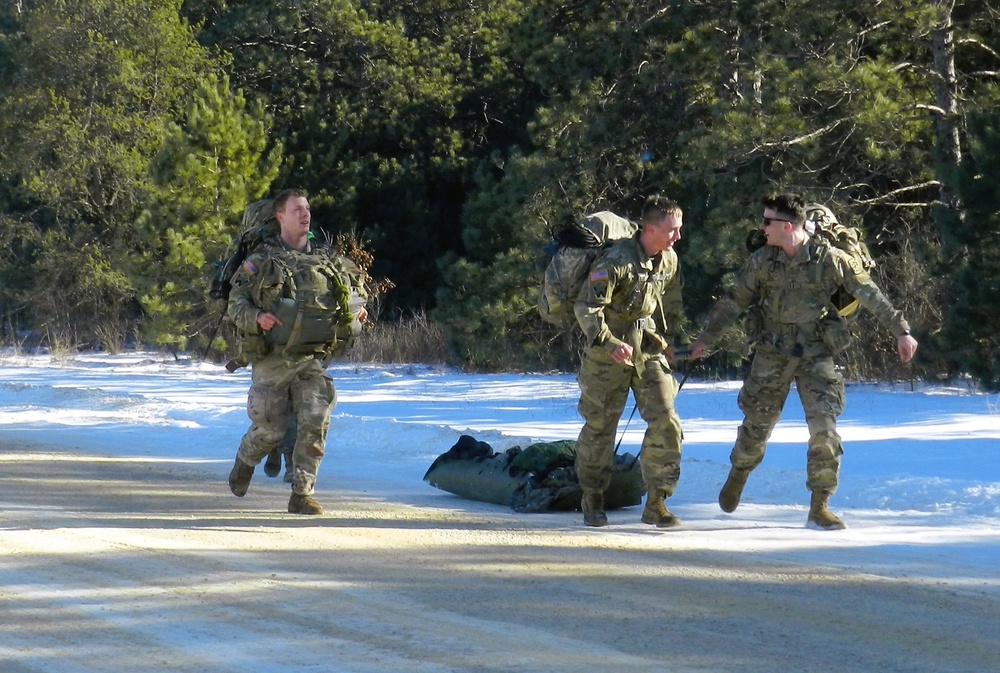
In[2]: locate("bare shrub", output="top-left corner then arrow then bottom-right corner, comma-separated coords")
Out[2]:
346,310 -> 450,365
839,235 -> 944,383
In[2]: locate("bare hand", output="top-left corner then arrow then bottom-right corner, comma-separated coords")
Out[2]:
256,311 -> 282,331
357,307 -> 369,324
897,333 -> 918,363
689,340 -> 708,360
611,342 -> 634,365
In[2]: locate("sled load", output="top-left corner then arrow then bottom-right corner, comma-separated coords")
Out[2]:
423,435 -> 646,512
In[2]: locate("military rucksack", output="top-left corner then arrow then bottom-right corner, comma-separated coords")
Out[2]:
210,200 -> 280,302
264,253 -> 363,351
538,211 -> 638,328
804,203 -> 876,318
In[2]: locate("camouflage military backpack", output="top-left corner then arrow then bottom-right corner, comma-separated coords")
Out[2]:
264,252 -> 364,358
804,203 -> 876,318
210,200 -> 280,302
538,211 -> 638,328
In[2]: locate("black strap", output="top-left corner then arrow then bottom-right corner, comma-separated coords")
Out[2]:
555,222 -> 602,248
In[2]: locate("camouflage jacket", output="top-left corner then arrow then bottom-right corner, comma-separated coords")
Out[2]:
696,236 -> 910,352
228,237 -> 366,363
574,233 -> 684,362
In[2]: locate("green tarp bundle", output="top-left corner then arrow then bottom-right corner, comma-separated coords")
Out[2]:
423,435 -> 646,512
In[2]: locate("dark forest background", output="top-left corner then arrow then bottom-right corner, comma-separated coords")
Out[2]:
1,1 -> 998,388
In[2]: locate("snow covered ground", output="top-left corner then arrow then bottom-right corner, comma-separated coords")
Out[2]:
1,351 -> 998,672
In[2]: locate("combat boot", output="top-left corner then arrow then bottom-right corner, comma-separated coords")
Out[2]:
581,490 -> 608,527
641,491 -> 681,528
282,453 -> 294,483
288,492 -> 325,515
718,467 -> 751,513
263,448 -> 282,478
228,457 -> 255,497
807,490 -> 846,530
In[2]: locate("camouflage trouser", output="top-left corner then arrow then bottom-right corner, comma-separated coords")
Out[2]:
280,412 -> 297,459
575,353 -> 682,497
238,355 -> 336,496
732,346 -> 845,493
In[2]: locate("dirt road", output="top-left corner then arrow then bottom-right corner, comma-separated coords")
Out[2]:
1,443 -> 996,673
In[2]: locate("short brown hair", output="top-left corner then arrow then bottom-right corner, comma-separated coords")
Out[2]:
641,195 -> 682,225
273,188 -> 308,213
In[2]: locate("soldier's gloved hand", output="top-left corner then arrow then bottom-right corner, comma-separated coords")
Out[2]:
746,228 -> 767,252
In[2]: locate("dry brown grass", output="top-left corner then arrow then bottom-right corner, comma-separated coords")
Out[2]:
346,310 -> 450,365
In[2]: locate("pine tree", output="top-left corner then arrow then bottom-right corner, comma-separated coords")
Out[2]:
940,110 -> 1000,389
137,74 -> 282,351
0,0 -> 220,350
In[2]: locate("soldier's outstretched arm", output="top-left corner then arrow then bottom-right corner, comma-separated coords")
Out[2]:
692,255 -> 762,352
835,252 -> 915,358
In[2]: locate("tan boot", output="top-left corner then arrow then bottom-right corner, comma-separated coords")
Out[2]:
718,467 -> 750,513
807,491 -> 846,530
288,492 -> 325,515
581,491 -> 608,527
641,491 -> 680,528
228,457 -> 255,497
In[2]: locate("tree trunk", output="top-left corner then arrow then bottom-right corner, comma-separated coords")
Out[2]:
931,0 -> 964,248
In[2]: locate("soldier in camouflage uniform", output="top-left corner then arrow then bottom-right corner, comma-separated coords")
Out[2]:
574,196 -> 688,528
226,189 -> 367,515
690,193 -> 918,530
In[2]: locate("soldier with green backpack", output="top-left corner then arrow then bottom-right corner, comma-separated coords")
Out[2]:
690,193 -> 918,530
225,189 -> 368,515
571,196 -> 690,528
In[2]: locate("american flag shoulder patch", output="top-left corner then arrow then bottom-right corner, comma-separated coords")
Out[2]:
242,260 -> 258,275
589,268 -> 609,282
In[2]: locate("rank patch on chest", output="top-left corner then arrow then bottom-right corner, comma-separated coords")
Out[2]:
241,260 -> 258,275
590,268 -> 609,282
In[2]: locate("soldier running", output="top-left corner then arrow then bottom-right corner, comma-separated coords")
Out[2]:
226,189 -> 367,515
690,193 -> 918,529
